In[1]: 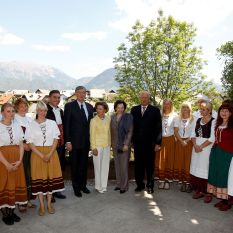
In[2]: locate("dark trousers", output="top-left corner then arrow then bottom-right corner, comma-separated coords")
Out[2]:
57,145 -> 66,171
70,147 -> 89,192
134,144 -> 155,189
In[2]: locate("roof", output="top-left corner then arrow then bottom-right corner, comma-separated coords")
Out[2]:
0,94 -> 14,105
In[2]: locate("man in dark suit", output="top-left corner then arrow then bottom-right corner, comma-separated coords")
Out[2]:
131,91 -> 162,194
64,86 -> 94,197
46,90 -> 66,201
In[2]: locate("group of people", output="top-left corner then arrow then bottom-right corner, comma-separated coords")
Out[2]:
0,85 -> 233,226
155,97 -> 233,211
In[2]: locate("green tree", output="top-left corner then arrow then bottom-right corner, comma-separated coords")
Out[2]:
114,10 -> 215,108
217,41 -> 233,100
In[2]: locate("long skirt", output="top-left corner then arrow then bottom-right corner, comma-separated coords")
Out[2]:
207,145 -> 233,199
31,146 -> 65,195
0,145 -> 27,209
173,139 -> 193,182
155,136 -> 175,181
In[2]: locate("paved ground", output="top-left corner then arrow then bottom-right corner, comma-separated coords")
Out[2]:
1,180 -> 233,233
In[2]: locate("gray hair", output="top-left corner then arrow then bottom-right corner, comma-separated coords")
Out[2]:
36,101 -> 48,112
139,90 -> 150,98
75,86 -> 86,92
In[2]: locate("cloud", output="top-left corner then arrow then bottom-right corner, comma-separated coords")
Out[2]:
32,44 -> 70,52
0,26 -> 24,45
61,31 -> 107,41
109,0 -> 233,35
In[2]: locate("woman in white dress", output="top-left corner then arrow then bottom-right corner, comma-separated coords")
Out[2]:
25,101 -> 65,216
14,98 -> 35,211
155,99 -> 177,189
174,102 -> 195,192
190,102 -> 215,199
0,103 -> 27,225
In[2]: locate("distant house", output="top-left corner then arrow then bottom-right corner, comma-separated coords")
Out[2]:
0,94 -> 15,106
22,93 -> 49,104
89,89 -> 106,99
35,89 -> 50,95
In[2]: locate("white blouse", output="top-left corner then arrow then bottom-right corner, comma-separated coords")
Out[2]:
25,119 -> 60,146
162,113 -> 177,137
14,114 -> 32,129
174,116 -> 195,138
0,121 -> 24,146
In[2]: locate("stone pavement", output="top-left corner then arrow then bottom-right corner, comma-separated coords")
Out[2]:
1,180 -> 233,233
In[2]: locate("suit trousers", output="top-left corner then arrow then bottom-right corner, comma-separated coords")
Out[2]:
113,149 -> 130,191
57,145 -> 66,171
93,146 -> 110,191
134,144 -> 155,189
70,147 -> 89,192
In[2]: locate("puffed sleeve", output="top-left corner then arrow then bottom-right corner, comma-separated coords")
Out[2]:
52,121 -> 60,139
173,116 -> 179,128
208,119 -> 216,143
191,118 -> 198,138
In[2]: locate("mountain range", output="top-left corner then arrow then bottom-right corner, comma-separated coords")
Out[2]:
0,61 -> 118,91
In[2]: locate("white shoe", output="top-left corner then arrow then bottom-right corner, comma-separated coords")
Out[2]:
96,189 -> 104,194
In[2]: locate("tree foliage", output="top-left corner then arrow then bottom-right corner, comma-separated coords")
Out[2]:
114,11 -> 216,108
217,41 -> 233,100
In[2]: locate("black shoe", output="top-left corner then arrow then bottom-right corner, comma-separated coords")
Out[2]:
81,187 -> 91,194
12,213 -> 21,222
114,187 -> 120,191
51,196 -> 56,203
120,190 -> 126,194
2,216 -> 14,225
147,188 -> 154,194
53,192 -> 66,199
135,186 -> 145,192
75,191 -> 82,198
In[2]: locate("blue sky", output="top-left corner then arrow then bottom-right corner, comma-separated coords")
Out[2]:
1,0 -> 233,83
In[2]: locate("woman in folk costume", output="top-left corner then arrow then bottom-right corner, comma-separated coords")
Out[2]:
205,103 -> 233,211
155,99 -> 177,190
90,102 -> 111,193
0,103 -> 27,225
14,98 -> 36,211
173,102 -> 195,192
190,102 -> 215,199
25,101 -> 65,216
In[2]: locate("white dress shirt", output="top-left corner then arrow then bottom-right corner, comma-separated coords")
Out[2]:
77,101 -> 88,119
50,105 -> 62,125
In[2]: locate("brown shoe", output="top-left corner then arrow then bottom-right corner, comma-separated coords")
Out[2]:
38,206 -> 45,216
214,201 -> 224,208
192,192 -> 204,199
218,203 -> 232,211
47,205 -> 55,214
204,194 -> 213,203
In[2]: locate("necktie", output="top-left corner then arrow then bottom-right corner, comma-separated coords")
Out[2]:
142,106 -> 146,116
81,104 -> 87,120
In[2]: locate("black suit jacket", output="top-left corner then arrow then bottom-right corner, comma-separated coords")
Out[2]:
64,100 -> 94,149
131,104 -> 162,147
46,104 -> 64,124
